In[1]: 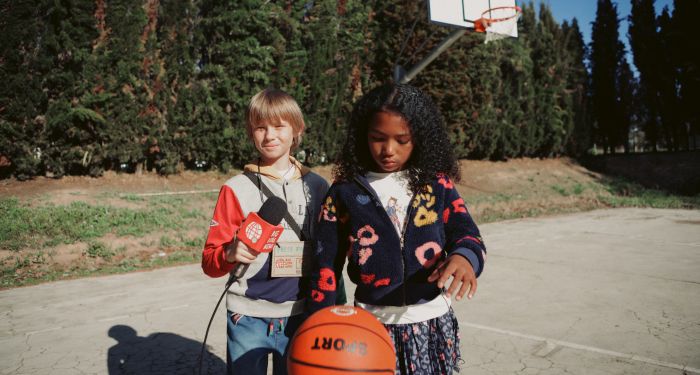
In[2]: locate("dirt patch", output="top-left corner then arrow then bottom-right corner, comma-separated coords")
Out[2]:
456,158 -> 601,194
0,170 -> 228,206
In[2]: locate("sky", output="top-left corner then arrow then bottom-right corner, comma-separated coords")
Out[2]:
535,0 -> 675,66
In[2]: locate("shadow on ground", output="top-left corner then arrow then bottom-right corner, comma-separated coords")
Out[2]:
107,325 -> 225,375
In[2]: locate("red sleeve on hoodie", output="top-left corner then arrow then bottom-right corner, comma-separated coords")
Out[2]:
201,185 -> 245,278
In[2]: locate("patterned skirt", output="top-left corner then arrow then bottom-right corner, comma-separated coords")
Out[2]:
384,309 -> 462,375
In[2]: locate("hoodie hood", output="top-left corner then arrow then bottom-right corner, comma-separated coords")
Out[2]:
243,156 -> 311,181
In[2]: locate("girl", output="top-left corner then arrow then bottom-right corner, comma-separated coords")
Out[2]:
307,84 -> 486,374
202,88 -> 331,375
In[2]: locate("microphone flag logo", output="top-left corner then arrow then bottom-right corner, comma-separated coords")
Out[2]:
245,222 -> 263,244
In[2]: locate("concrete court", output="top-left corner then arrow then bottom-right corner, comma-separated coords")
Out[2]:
1,207 -> 699,374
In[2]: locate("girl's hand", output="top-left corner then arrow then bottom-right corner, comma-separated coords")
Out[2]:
427,255 -> 477,300
225,239 -> 259,264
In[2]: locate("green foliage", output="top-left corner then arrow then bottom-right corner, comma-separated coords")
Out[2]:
669,0 -> 700,150
597,177 -> 700,209
590,0 -> 625,154
551,184 -> 569,196
562,19 -> 592,156
2,0 -> 614,178
167,82 -> 246,173
629,0 -> 662,150
85,241 -> 114,259
364,1 -> 590,161
300,0 -> 371,164
0,197 -> 185,251
531,4 -> 571,157
44,103 -> 108,177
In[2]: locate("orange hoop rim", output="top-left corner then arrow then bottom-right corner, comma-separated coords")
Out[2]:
474,5 -> 522,33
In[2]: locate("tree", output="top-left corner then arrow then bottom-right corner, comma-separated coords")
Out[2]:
590,0 -> 624,153
0,0 -> 602,179
153,0 -> 199,173
616,58 -> 636,153
667,0 -> 700,149
39,0 -> 105,177
195,0 -> 294,169
629,0 -> 662,150
562,19 -> 592,156
530,3 -> 570,156
513,2 -> 541,157
0,1 -> 45,178
84,0 -> 150,174
494,36 -> 536,159
656,7 -> 682,150
301,0 -> 371,164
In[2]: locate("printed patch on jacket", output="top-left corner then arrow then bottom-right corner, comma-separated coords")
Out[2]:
209,219 -> 219,227
355,194 -> 371,205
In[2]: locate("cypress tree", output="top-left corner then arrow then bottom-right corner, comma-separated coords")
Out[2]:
656,7 -> 682,150
196,0 -> 290,169
87,0 -> 150,173
39,0 -> 104,177
671,0 -> 700,149
0,1 -> 45,179
616,58 -> 635,153
562,19 -> 592,156
491,36 -> 535,159
669,0 -> 700,149
301,0 -> 371,165
530,3 -> 569,156
590,0 -> 624,153
155,0 -> 198,173
629,0 -> 662,151
270,2 -> 308,107
515,2 -> 542,157
458,39 -> 504,159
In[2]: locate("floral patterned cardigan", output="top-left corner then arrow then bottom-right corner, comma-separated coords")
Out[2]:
307,174 -> 486,313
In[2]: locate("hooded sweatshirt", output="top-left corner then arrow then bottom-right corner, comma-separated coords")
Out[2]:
202,157 -> 328,318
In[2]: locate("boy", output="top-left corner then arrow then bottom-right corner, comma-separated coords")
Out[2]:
202,88 -> 329,374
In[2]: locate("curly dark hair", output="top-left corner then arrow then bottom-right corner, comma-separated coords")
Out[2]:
333,83 -> 460,193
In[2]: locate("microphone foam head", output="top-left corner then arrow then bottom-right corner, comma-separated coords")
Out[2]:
257,196 -> 287,225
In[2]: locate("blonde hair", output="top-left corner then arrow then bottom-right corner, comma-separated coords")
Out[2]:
246,88 -> 305,149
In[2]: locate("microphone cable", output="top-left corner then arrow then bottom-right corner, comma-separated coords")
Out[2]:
197,272 -> 238,375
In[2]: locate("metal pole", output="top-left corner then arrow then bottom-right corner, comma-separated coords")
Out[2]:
398,28 -> 467,84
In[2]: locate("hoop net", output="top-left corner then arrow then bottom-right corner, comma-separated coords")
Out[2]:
475,6 -> 521,43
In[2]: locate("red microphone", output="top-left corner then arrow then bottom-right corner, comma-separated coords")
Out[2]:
231,196 -> 287,279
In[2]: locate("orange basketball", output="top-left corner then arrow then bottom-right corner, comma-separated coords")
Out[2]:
288,306 -> 396,374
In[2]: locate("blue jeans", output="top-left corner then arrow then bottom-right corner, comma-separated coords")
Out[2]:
226,312 -> 303,375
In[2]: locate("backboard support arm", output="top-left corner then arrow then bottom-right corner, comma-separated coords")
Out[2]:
396,28 -> 467,84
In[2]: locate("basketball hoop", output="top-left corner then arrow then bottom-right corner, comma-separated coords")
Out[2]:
474,5 -> 521,43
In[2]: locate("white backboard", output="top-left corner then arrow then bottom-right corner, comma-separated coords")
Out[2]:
428,0 -> 517,29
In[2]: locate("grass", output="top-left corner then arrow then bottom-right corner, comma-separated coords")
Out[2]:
469,176 -> 699,224
1,170 -> 697,289
596,178 -> 700,209
85,241 -> 114,260
0,192 -> 211,288
0,198 -> 189,251
551,184 -> 570,196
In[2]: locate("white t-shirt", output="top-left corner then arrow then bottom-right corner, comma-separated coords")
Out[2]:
362,171 -> 450,324
365,171 -> 412,235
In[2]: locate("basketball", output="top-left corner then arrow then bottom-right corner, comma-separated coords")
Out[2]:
288,306 -> 395,374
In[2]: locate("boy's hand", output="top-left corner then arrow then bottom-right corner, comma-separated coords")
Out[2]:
225,239 -> 260,264
427,255 -> 477,301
